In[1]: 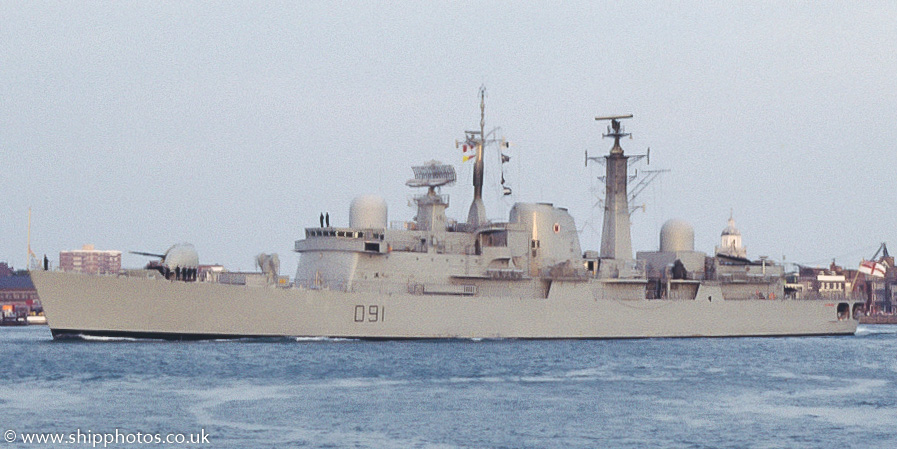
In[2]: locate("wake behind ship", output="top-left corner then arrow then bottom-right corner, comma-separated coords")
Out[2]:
31,96 -> 859,340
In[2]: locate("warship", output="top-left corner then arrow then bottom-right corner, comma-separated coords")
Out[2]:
31,94 -> 860,340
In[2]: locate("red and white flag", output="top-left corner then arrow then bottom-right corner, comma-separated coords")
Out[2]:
859,260 -> 887,278
461,140 -> 478,162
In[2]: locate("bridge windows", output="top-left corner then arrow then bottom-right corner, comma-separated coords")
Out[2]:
480,230 -> 508,248
305,229 -> 380,240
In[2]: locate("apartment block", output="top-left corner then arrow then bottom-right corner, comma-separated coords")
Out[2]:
59,244 -> 122,274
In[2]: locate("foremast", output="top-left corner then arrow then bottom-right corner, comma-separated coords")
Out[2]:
596,115 -> 634,261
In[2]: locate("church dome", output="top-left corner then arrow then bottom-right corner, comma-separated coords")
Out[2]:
721,216 -> 740,236
717,213 -> 747,258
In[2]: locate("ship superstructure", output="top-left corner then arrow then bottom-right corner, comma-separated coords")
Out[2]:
30,98 -> 860,340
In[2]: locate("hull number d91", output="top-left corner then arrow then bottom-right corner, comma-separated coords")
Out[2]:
354,305 -> 384,323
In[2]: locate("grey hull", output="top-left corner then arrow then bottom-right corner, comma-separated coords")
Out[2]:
31,271 -> 858,340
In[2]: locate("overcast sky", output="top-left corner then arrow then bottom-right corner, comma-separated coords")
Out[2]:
2,1 -> 895,273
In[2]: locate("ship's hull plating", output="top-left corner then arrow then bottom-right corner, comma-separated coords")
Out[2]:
32,271 -> 858,340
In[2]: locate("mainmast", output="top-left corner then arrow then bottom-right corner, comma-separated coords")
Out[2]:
458,87 -> 511,228
467,86 -> 487,227
595,115 -> 634,260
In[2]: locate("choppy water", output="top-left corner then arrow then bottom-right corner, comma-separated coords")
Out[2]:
1,326 -> 896,448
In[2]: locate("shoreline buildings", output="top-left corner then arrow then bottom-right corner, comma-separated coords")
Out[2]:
59,244 -> 122,275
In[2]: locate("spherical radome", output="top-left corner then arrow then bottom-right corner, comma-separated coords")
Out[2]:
660,219 -> 695,252
349,195 -> 388,229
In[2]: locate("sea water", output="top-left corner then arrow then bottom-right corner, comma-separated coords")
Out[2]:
1,325 -> 895,448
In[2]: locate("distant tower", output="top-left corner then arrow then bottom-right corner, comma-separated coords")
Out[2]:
715,212 -> 747,258
596,115 -> 634,260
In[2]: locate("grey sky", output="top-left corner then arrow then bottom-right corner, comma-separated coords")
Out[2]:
2,1 -> 895,273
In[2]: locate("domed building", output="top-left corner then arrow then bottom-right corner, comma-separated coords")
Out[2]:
715,213 -> 747,258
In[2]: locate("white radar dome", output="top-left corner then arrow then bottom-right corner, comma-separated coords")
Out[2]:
163,243 -> 199,269
660,219 -> 695,252
349,195 -> 388,229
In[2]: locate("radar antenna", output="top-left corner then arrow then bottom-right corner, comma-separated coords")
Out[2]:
586,116 -> 668,217
406,161 -> 457,194
595,114 -> 633,154
406,161 -> 457,232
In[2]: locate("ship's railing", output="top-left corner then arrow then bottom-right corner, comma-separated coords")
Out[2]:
486,268 -> 525,280
294,278 -> 350,291
302,228 -> 386,241
294,277 -> 519,297
407,282 -> 477,296
390,221 -> 416,231
596,259 -> 646,280
293,278 -> 414,295
411,193 -> 449,205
